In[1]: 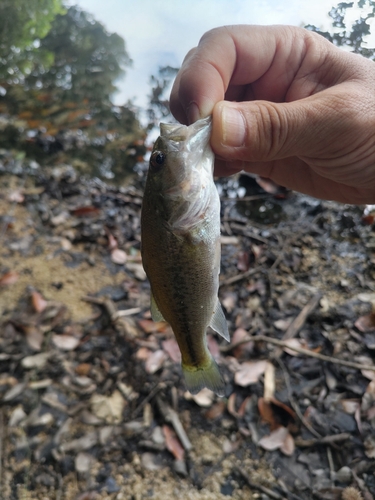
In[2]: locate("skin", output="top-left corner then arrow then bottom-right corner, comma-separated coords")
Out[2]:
169,25 -> 375,204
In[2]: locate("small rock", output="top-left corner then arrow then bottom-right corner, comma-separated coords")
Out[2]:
141,452 -> 162,471
8,406 -> 27,426
21,352 -> 50,369
104,477 -> 120,493
334,466 -> 352,483
173,459 -> 188,476
75,452 -> 95,473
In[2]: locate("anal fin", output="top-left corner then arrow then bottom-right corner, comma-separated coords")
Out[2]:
209,299 -> 230,342
151,293 -> 166,322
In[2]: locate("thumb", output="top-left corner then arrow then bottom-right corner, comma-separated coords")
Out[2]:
211,94 -> 351,163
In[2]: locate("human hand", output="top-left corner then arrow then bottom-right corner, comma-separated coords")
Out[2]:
170,25 -> 375,204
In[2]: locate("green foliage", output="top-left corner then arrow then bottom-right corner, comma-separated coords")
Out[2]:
306,1 -> 375,58
0,0 -> 65,79
0,5 -> 145,182
25,6 -> 131,105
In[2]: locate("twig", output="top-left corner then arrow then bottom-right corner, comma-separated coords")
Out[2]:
117,307 -> 142,317
272,292 -> 322,358
294,433 -> 351,448
82,295 -> 120,321
251,334 -> 375,372
234,466 -> 286,500
156,396 -> 192,452
327,446 -> 335,483
276,358 -> 322,439
131,382 -> 163,419
0,410 -> 3,498
219,327 -> 257,353
220,267 -> 261,287
82,295 -> 139,337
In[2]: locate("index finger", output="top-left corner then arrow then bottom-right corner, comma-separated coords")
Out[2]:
169,24 -> 334,124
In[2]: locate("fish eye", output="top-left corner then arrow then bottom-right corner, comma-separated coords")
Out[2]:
150,151 -> 166,170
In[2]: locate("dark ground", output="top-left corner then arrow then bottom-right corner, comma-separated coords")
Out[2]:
1,156 -> 375,500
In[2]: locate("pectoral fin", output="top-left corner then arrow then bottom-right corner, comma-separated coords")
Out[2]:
209,299 -> 230,342
150,293 -> 165,322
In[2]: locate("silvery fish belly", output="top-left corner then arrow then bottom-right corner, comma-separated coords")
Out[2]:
141,116 -> 229,396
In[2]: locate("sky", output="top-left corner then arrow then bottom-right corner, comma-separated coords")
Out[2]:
70,0 -> 371,111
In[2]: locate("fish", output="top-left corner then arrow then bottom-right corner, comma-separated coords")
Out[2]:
141,116 -> 229,397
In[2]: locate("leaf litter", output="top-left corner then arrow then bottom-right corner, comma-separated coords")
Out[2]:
1,162 -> 375,499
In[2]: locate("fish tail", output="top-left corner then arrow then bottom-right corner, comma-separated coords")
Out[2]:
182,356 -> 225,397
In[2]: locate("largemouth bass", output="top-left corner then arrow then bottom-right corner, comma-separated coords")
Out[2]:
141,116 -> 229,396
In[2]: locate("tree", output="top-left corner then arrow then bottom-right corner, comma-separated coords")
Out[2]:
24,6 -> 131,106
306,1 -> 375,58
0,6 -> 145,182
0,0 -> 65,79
146,65 -> 179,130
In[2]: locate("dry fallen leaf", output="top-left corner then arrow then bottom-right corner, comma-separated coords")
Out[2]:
8,190 -> 25,203
138,319 -> 167,334
185,387 -> 215,407
234,360 -> 268,387
52,334 -> 80,351
355,312 -> 375,333
90,390 -> 125,424
135,347 -> 152,361
162,338 -> 181,363
25,326 -> 44,351
227,393 -> 251,418
145,349 -> 167,374
258,426 -> 294,455
0,270 -> 19,286
162,425 -> 185,461
230,328 -> 254,358
111,248 -> 127,265
31,290 -> 48,313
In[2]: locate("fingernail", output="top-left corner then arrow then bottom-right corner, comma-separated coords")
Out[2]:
186,102 -> 201,124
221,105 -> 246,147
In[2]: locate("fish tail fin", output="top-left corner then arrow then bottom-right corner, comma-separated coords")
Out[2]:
182,356 -> 225,397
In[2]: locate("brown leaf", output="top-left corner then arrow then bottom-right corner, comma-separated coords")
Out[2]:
25,326 -> 44,351
75,363 -> 92,376
207,335 -> 220,360
0,271 -> 19,286
31,290 -> 48,313
205,401 -> 226,420
280,429 -> 295,456
162,338 -> 181,363
231,328 -> 254,358
221,292 -> 236,313
145,349 -> 167,374
227,393 -> 251,418
107,232 -> 118,250
355,312 -> 375,333
8,190 -> 24,203
135,347 -> 152,360
111,248 -> 127,265
162,425 -> 185,461
138,319 -> 167,334
258,426 -> 294,455
236,251 -> 250,272
234,360 -> 268,387
258,397 -> 278,429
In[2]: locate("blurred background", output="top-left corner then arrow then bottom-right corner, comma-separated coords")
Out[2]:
1,0 -> 375,183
